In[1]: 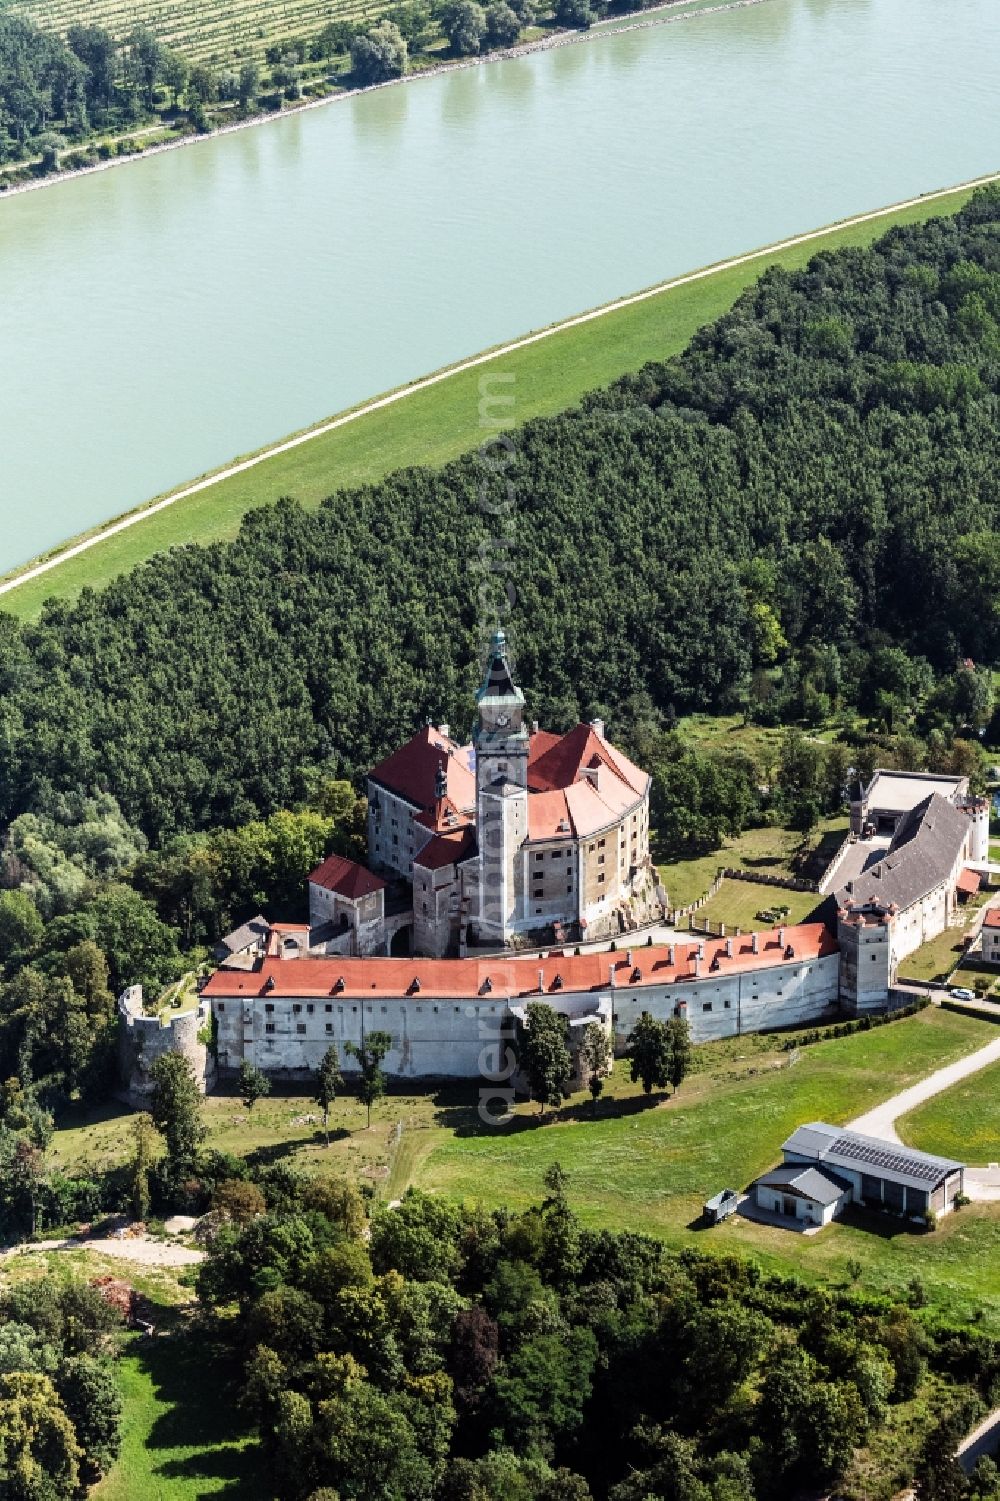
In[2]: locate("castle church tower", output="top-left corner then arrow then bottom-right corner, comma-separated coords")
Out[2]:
472,629 -> 529,944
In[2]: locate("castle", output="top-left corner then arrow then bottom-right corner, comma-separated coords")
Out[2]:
326,628 -> 663,959
183,640 -> 996,1089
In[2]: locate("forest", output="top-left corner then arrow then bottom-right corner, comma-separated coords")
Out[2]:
0,192 -> 997,1498
0,190 -> 997,841
186,1166 -> 1000,1501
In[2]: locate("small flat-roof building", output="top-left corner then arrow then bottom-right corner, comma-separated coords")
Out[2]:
780,1121 -> 964,1220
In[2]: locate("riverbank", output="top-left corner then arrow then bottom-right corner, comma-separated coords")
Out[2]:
1,172 -> 996,619
0,0 -> 769,202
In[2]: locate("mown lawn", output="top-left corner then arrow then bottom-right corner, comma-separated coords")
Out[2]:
690,877 -> 822,933
94,1332 -> 267,1501
898,923 -> 978,984
411,1007 -> 1000,1329
898,1057 -> 1000,1166
655,815 -> 847,910
1,185 -> 982,619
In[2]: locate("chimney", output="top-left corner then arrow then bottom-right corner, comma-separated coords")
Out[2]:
591,718 -> 606,740
778,927 -> 786,948
694,952 -> 702,977
626,949 -> 633,966
725,937 -> 734,958
667,943 -> 676,966
538,969 -> 545,993
531,720 -> 540,735
439,724 -> 450,740
751,932 -> 759,954
697,942 -> 706,961
608,964 -> 617,990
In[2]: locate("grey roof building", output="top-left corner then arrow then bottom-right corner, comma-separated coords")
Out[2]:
781,1121 -> 964,1218
213,915 -> 270,964
836,793 -> 971,913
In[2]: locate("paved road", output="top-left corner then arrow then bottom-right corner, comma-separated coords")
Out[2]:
957,1407 -> 1000,1473
848,1035 -> 1000,1200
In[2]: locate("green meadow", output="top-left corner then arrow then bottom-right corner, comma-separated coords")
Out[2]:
1,183 -> 983,620
898,1057 -> 1000,1166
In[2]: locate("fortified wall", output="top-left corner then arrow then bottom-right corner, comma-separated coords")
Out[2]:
118,986 -> 217,1104
205,923 -> 845,1083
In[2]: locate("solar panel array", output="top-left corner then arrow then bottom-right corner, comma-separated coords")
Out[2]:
829,1135 -> 945,1184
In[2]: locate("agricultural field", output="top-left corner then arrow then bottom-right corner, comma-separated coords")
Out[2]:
0,183 -> 983,619
11,0 -> 378,70
898,1056 -> 1000,1166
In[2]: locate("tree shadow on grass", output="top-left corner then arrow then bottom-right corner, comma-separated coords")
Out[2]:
242,1128 -> 350,1170
135,1327 -> 272,1497
433,1086 -> 667,1138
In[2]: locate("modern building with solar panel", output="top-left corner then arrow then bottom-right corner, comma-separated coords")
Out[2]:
753,1121 -> 965,1228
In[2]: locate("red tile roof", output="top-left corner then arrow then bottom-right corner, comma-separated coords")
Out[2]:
982,906 -> 1000,929
414,795 -> 473,834
528,722 -> 648,799
368,727 -> 476,812
956,867 -> 982,896
414,827 -> 477,871
204,922 -> 837,1002
308,854 -> 386,900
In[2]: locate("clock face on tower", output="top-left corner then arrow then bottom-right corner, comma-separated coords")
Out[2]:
497,714 -> 510,727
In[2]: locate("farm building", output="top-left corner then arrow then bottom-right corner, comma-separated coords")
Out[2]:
755,1165 -> 852,1227
775,1122 -> 965,1221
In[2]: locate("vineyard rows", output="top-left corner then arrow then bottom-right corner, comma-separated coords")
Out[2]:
10,0 -> 392,66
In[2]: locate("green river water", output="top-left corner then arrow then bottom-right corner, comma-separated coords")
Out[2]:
0,0 -> 998,571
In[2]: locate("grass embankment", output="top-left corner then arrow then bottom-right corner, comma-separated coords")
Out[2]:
1,182 -> 984,620
898,1058 -> 1000,1166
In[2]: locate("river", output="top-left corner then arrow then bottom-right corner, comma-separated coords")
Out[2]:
1,0 -> 998,574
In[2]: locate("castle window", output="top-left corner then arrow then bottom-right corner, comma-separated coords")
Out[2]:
598,855 -> 605,866
325,1004 -> 332,1013
293,1004 -> 302,1014
265,1003 -> 274,1014
533,888 -> 543,899
326,1023 -> 333,1033
381,1005 -> 387,1014
703,1003 -> 713,1013
598,874 -> 605,884
535,853 -> 544,862
306,1004 -> 314,1014
598,838 -> 606,848
297,1024 -> 306,1035
872,954 -> 878,962
535,907 -> 542,915
265,1024 -> 275,1035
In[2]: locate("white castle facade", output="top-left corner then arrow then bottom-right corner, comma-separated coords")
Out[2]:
192,643 -> 993,1088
